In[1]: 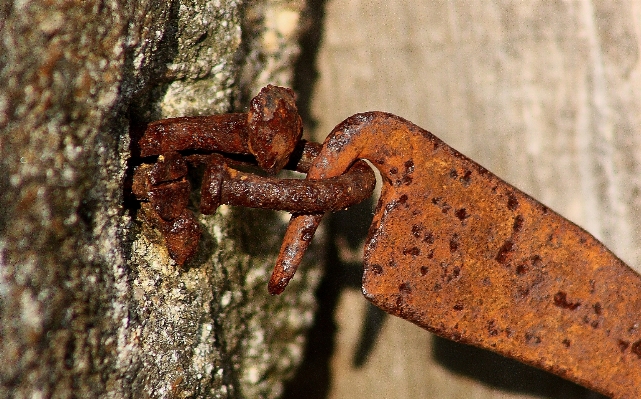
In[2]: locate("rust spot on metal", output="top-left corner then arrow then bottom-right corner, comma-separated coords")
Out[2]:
411,224 -> 421,237
507,192 -> 519,210
632,341 -> 641,358
512,214 -> 524,232
273,110 -> 641,399
399,282 -> 412,294
449,235 -> 459,253
618,340 -> 630,352
403,247 -> 421,256
515,263 -> 528,275
495,240 -> 514,264
487,320 -> 499,336
553,291 -> 581,310
370,264 -> 383,275
594,302 -> 603,315
525,331 -> 542,345
460,170 -> 472,186
454,208 -> 468,221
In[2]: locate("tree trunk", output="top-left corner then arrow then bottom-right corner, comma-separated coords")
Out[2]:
0,1 -> 318,398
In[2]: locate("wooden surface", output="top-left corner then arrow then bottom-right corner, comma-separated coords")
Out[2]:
300,1 -> 641,398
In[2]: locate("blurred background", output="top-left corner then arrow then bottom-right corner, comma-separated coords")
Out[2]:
284,1 -> 641,398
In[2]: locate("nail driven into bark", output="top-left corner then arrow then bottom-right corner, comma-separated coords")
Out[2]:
132,85 -> 375,266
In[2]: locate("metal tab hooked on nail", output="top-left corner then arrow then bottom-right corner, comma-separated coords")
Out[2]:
132,85 -> 641,398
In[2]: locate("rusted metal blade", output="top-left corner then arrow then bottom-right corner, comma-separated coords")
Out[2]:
275,111 -> 641,398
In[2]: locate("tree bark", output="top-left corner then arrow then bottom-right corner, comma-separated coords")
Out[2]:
0,1 -> 317,398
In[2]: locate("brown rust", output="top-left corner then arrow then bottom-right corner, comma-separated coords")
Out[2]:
247,85 -> 303,174
139,113 -> 250,158
134,85 -> 641,396
139,85 -> 303,175
132,85 -> 375,266
211,158 -> 375,213
274,111 -> 641,399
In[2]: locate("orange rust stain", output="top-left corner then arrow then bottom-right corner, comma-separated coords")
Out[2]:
273,111 -> 641,399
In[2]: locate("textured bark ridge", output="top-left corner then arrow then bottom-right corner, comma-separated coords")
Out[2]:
0,1 -> 317,398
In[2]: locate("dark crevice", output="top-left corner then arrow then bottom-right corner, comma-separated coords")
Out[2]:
122,0 -> 183,269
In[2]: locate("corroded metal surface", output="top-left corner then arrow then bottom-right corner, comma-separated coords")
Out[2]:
274,111 -> 641,398
139,85 -> 302,172
132,86 -> 375,265
215,159 -> 374,213
247,85 -> 303,173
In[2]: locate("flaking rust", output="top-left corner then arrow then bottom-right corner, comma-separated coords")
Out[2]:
133,85 -> 375,265
274,112 -> 641,399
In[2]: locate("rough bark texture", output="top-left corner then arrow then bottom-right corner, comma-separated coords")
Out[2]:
0,1 -> 318,398
284,1 -> 640,398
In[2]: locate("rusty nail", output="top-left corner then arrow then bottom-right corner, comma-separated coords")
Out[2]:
132,86 -> 375,265
197,143 -> 375,214
138,85 -> 303,174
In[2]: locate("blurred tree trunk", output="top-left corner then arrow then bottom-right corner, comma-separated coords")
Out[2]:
0,1 -> 318,398
294,1 -> 640,398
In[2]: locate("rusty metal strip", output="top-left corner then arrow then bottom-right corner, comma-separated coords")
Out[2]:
274,111 -> 641,399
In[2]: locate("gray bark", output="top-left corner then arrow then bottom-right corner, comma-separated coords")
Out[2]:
0,1 -> 317,398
